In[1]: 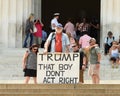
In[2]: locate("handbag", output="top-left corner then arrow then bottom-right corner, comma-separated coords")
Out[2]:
48,32 -> 55,52
33,25 -> 37,33
23,68 -> 27,72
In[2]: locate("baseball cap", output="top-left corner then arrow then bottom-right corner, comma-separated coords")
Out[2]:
56,23 -> 63,28
54,13 -> 60,16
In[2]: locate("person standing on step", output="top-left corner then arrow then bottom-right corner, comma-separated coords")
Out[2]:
41,29 -> 47,48
71,42 -> 87,83
51,13 -> 60,32
44,23 -> 70,53
79,31 -> 91,68
23,13 -> 34,48
87,38 -> 101,84
33,19 -> 44,47
64,18 -> 76,38
22,44 -> 39,84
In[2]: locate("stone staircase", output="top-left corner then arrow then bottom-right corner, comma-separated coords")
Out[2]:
0,48 -> 45,82
1,48 -> 120,95
0,48 -> 25,80
0,48 -> 120,84
0,84 -> 120,96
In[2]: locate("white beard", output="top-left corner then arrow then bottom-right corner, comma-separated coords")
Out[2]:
57,30 -> 62,33
55,28 -> 63,33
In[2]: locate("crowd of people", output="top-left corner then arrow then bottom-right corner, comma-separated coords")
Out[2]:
23,13 -> 47,48
104,31 -> 120,68
22,13 -> 120,84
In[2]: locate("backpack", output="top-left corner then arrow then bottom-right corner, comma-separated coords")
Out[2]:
48,32 -> 55,52
107,36 -> 114,46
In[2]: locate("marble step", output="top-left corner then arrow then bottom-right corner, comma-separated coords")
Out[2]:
0,84 -> 120,96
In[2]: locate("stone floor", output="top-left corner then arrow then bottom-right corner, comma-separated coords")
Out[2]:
0,48 -> 120,84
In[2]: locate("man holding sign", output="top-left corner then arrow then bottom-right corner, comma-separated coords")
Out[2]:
71,42 -> 86,83
37,23 -> 80,84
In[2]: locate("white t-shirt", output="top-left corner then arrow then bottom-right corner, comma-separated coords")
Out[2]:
104,36 -> 115,46
51,18 -> 59,30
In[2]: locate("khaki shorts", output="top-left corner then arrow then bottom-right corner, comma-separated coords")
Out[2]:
88,64 -> 100,76
33,36 -> 42,45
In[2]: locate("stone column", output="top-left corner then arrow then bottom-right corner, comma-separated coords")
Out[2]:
101,0 -> 120,47
8,0 -> 17,48
0,0 -> 2,45
1,0 -> 9,47
16,0 -> 24,48
0,0 -> 34,48
22,0 -> 33,47
34,0 -> 41,19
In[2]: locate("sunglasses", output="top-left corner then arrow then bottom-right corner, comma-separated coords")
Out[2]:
33,48 -> 38,51
89,41 -> 92,43
72,45 -> 77,47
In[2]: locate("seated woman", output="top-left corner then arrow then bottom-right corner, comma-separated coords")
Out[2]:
109,41 -> 120,68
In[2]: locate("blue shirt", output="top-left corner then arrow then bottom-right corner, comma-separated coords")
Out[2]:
42,30 -> 47,41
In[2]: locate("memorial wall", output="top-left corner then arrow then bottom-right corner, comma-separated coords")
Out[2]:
0,0 -> 120,48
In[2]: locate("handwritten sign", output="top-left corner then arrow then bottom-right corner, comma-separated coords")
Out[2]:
37,53 -> 80,84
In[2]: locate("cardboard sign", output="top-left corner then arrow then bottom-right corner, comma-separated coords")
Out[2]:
37,53 -> 80,84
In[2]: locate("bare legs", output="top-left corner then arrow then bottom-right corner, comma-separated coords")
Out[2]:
25,76 -> 30,84
33,77 -> 37,84
92,74 -> 100,84
25,77 -> 37,84
89,64 -> 100,84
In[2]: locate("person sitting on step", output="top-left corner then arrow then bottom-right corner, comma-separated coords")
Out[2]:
109,41 -> 120,68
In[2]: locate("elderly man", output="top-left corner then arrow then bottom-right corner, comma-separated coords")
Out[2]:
44,23 -> 70,53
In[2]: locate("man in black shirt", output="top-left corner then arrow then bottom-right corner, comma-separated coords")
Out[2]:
72,43 -> 86,83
